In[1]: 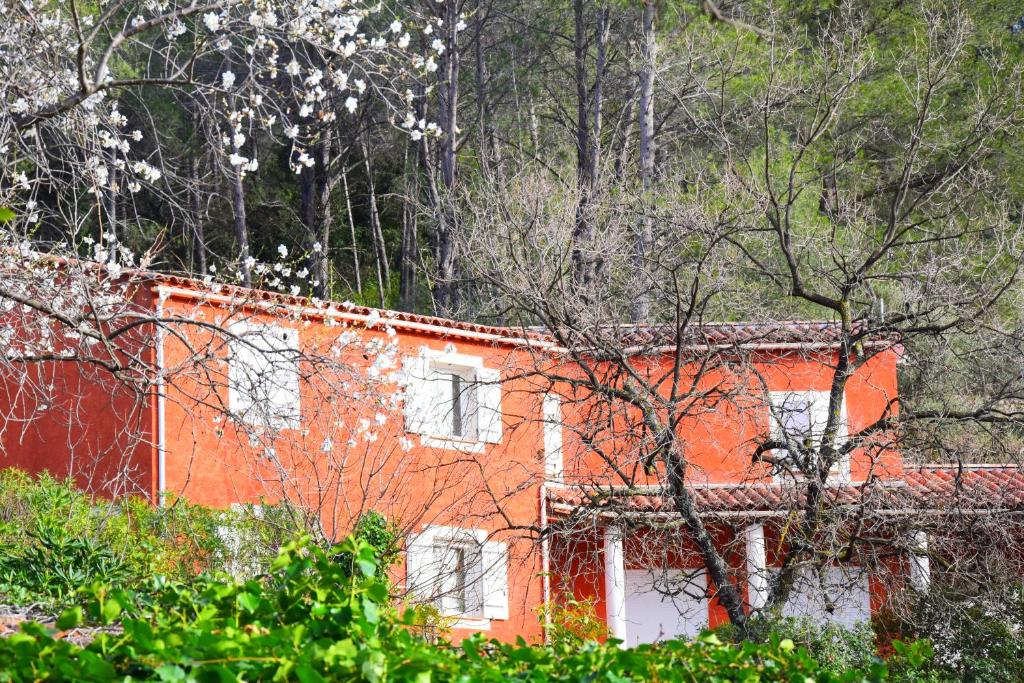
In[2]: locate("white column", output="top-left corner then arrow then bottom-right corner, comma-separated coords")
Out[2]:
745,523 -> 768,611
909,530 -> 930,591
603,525 -> 628,644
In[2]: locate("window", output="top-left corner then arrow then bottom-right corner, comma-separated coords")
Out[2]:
768,391 -> 848,481
406,525 -> 509,625
431,541 -> 482,616
429,365 -> 479,441
403,349 -> 502,448
543,393 -> 564,481
228,323 -> 301,428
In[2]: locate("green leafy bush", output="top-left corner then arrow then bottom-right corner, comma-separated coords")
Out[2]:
332,510 -> 401,579
719,615 -> 879,676
541,595 -> 608,647
0,537 -> 891,682
880,587 -> 1024,683
0,469 -> 302,606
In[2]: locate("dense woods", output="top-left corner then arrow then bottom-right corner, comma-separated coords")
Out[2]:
4,0 -> 1019,318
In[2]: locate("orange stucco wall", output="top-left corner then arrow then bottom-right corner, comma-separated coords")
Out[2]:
156,293 -> 550,642
0,285 -> 158,499
0,275 -> 905,642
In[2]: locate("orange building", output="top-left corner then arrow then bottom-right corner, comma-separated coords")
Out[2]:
2,271 -> 1020,644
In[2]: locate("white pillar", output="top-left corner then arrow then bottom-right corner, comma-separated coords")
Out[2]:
909,530 -> 930,591
603,525 -> 628,644
745,523 -> 768,611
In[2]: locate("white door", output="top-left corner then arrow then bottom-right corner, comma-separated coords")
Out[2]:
781,566 -> 871,627
624,569 -> 709,646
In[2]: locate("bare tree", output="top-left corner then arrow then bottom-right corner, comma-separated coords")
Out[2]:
455,0 -> 1024,630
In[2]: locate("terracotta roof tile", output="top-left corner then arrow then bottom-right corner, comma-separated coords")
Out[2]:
547,465 -> 1024,517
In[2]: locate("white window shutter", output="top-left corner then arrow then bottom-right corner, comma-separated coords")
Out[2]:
403,356 -> 433,435
405,530 -> 438,600
480,540 -> 509,620
476,367 -> 503,444
543,394 -> 563,480
228,324 -> 300,426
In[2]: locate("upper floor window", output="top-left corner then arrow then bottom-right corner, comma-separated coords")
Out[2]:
228,322 -> 301,428
406,525 -> 509,625
543,393 -> 564,481
768,390 -> 848,481
403,349 -> 502,449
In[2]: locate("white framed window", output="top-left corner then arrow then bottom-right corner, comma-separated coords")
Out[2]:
768,390 -> 849,481
403,348 -> 502,450
543,393 -> 564,481
228,322 -> 301,428
406,525 -> 509,626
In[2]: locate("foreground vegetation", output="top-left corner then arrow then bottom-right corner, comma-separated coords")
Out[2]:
0,537 -> 897,682
0,471 -> 1018,682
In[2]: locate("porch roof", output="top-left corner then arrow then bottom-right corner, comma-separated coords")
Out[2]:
545,465 -> 1024,518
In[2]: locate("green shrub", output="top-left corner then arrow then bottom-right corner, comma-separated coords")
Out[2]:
724,615 -> 880,676
332,509 -> 401,579
0,537 -> 890,682
541,595 -> 608,647
882,588 -> 1024,683
0,469 -> 302,606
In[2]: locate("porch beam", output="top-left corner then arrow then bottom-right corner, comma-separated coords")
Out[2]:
745,523 -> 768,611
603,525 -> 628,644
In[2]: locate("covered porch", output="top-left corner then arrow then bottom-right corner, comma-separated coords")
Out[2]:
542,467 -> 1015,644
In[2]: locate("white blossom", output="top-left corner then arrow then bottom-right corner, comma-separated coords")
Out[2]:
344,96 -> 358,113
202,12 -> 220,32
221,70 -> 236,88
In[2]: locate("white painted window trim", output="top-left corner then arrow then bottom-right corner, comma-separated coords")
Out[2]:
405,524 -> 509,628
419,435 -> 487,453
543,393 -> 564,481
402,346 -> 503,449
227,321 -> 301,429
768,390 -> 850,483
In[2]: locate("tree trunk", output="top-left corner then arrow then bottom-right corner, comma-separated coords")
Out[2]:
300,136 -> 335,299
432,0 -> 461,317
341,165 -> 362,295
632,0 -> 657,324
103,154 -> 119,264
361,137 -> 390,308
664,449 -> 749,631
189,154 -> 206,276
570,0 -> 602,289
230,135 -> 251,287
399,143 -> 419,311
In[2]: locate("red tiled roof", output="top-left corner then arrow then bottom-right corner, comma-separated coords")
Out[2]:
606,321 -> 876,348
147,272 -> 545,343
902,465 -> 1024,509
546,465 -> 1024,517
148,271 -> 887,349
36,254 -> 896,349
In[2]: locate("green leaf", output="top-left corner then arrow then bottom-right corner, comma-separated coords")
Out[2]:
155,664 -> 187,682
101,597 -> 122,624
0,207 -> 15,223
56,606 -> 83,631
237,591 -> 261,612
294,664 -> 325,683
